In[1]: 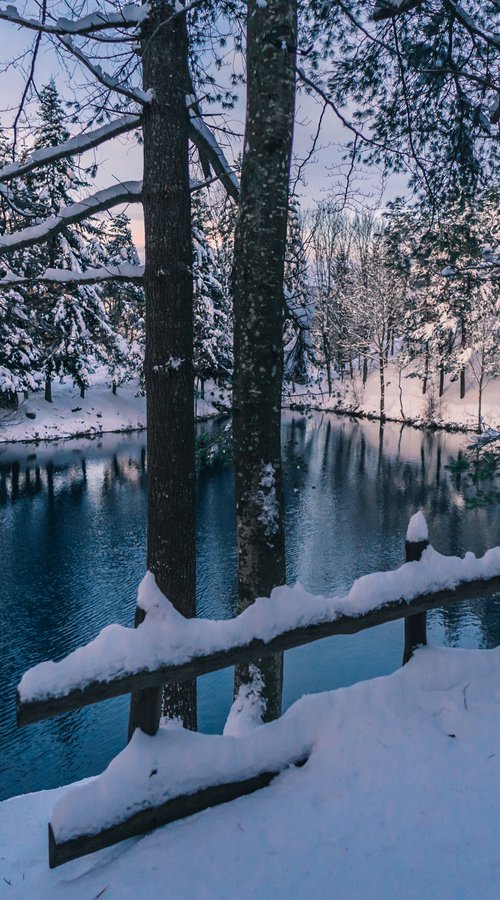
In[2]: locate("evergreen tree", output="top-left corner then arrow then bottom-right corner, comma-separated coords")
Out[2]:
284,197 -> 313,385
192,188 -> 232,390
27,81 -> 126,399
97,213 -> 145,390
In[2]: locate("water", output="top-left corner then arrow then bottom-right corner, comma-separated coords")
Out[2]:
1,413 -> 499,801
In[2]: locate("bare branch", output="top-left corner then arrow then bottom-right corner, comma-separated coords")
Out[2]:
0,3 -> 149,36
0,115 -> 141,184
57,35 -> 151,104
0,181 -> 142,255
0,263 -> 144,288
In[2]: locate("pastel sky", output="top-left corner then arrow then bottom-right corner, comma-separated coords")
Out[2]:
0,14 -> 409,259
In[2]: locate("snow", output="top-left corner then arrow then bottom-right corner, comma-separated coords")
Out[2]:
0,183 -> 142,254
3,645 -> 500,897
0,116 -> 140,185
285,362 -> 500,432
18,538 -> 500,706
257,462 -> 279,537
0,373 -> 229,444
406,511 -> 429,543
0,263 -> 144,286
0,4 -> 149,35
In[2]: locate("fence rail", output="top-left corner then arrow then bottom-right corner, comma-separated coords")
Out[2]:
17,573 -> 500,728
13,515 -> 500,868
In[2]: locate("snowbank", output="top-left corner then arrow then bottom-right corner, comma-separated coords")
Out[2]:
2,645 -> 500,898
286,363 -> 500,432
19,540 -> 500,706
0,375 -> 229,443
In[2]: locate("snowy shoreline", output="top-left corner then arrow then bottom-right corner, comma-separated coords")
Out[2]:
0,375 -> 230,445
1,362 -> 498,447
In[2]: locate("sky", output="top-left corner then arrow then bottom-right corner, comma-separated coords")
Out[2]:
0,10 -> 409,259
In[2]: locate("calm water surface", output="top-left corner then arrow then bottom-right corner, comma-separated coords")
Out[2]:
1,413 -> 499,801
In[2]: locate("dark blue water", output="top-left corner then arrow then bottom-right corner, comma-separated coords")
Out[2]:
1,413 -> 499,801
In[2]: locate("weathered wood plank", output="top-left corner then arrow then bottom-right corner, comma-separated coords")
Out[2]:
48,756 -> 308,868
18,575 -> 500,727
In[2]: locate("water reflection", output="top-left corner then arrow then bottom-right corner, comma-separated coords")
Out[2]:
0,414 -> 499,800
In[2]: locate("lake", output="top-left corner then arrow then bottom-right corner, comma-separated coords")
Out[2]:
1,412 -> 499,801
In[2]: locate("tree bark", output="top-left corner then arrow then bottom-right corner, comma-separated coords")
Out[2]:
232,0 -> 297,722
129,0 -> 196,737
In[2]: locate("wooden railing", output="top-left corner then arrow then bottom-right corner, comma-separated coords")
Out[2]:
14,519 -> 500,868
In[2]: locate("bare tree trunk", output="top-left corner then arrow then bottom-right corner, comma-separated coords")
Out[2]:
45,368 -> 52,403
477,351 -> 485,434
422,342 -> 429,395
379,352 -> 386,422
232,0 -> 297,722
129,0 -> 196,738
438,364 -> 444,397
460,316 -> 467,399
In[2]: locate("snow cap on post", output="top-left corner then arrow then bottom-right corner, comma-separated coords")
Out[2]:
405,511 -> 430,564
406,510 -> 429,544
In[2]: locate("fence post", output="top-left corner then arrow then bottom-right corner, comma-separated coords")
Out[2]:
127,607 -> 162,740
403,512 -> 429,665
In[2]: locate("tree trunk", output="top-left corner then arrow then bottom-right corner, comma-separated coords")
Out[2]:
362,354 -> 368,385
45,371 -> 52,403
477,354 -> 484,434
460,317 -> 467,399
438,365 -> 444,397
232,0 -> 297,722
129,0 -> 196,738
80,385 -> 85,399
379,353 -> 385,422
422,342 -> 429,395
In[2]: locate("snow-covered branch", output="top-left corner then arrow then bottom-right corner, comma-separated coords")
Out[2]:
189,115 -> 239,202
0,182 -> 142,254
0,263 -> 144,288
372,0 -> 424,20
0,3 -> 149,36
58,35 -> 151,104
0,115 -> 141,185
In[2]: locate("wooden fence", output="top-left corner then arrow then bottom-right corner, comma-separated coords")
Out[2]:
15,524 -> 500,867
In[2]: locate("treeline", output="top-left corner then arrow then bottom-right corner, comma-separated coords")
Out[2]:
300,191 -> 499,427
1,83 -> 498,430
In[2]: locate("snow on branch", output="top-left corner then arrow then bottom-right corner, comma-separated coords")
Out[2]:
372,0 -> 424,20
188,115 -> 239,202
0,115 -> 140,185
0,3 -> 149,36
0,181 -> 142,255
0,263 -> 144,288
58,35 -> 152,104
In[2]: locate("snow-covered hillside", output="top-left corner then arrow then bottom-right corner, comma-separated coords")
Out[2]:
0,375 -> 230,443
286,363 -> 500,432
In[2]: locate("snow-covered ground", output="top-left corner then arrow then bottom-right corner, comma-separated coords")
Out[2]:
2,644 -> 500,899
0,375 -> 229,443
286,363 -> 500,432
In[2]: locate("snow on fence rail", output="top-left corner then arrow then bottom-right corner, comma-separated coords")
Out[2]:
14,513 -> 500,867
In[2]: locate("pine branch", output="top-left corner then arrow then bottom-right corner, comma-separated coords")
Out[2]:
0,115 -> 141,184
0,182 -> 142,254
